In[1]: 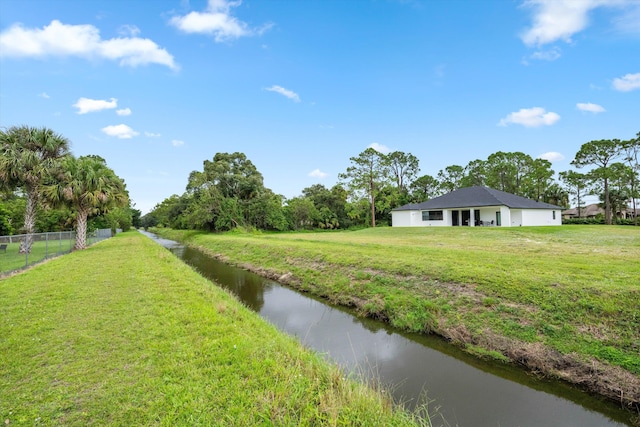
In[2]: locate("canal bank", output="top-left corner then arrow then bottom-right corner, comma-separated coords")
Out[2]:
143,230 -> 636,426
1,232 -> 419,426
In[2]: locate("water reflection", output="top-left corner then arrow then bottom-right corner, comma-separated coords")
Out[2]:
142,233 -> 632,426
175,246 -> 269,312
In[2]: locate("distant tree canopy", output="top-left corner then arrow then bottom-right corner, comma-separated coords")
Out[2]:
151,152 -> 287,232
142,131 -> 639,231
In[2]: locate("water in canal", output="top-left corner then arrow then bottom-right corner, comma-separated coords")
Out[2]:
143,232 -> 634,426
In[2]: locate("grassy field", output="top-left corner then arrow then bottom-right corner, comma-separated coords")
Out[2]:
0,233 -> 107,275
0,239 -> 74,274
153,225 -> 640,410
0,231 -> 424,426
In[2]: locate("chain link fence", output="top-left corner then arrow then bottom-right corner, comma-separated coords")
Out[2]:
0,229 -> 117,276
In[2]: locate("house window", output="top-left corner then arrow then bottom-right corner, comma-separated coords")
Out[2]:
422,210 -> 443,221
552,210 -> 556,220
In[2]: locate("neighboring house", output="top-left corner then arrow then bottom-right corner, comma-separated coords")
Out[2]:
562,203 -> 639,220
561,203 -> 604,219
392,186 -> 562,227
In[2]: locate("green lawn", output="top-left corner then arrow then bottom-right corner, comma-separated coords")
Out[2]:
0,231 -> 422,426
153,225 -> 640,409
0,239 -> 74,274
0,233 -> 108,275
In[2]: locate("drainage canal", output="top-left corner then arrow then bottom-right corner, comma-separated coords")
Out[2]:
143,231 -> 633,426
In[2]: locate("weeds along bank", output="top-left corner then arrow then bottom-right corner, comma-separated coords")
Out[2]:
153,226 -> 640,411
0,231 -> 422,426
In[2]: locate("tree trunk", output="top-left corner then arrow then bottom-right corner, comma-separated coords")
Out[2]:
370,196 -> 376,227
19,192 -> 37,254
604,178 -> 612,225
577,188 -> 582,218
370,188 -> 376,228
74,210 -> 89,250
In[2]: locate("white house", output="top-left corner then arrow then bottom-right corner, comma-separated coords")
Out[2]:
392,186 -> 562,227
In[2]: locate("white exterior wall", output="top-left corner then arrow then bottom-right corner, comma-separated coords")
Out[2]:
427,210 -> 450,226
392,207 -> 561,227
510,209 -> 523,226
499,206 -> 511,227
476,207 -> 503,225
520,209 -> 562,226
392,210 -> 450,226
391,211 -> 418,226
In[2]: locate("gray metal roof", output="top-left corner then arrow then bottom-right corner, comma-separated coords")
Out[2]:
393,186 -> 562,211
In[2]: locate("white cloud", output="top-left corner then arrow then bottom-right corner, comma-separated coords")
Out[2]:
116,107 -> 132,116
576,102 -> 605,113
145,131 -> 161,137
539,151 -> 565,162
529,47 -> 561,61
612,72 -> 640,91
498,107 -> 560,127
265,85 -> 300,102
73,97 -> 117,114
369,142 -> 391,154
520,0 -> 595,46
39,92 -> 50,99
308,169 -> 328,179
171,139 -> 185,147
117,24 -> 141,37
101,124 -> 139,139
169,0 -> 272,42
520,0 -> 636,47
0,20 -> 178,70
612,2 -> 640,34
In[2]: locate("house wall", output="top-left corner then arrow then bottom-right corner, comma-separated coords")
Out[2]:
499,206 -> 510,226
391,210 -> 450,226
510,209 -> 523,226
392,207 -> 561,227
520,209 -> 562,226
476,207 -> 504,226
391,211 -> 418,226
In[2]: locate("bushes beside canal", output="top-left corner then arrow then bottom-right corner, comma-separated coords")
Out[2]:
153,226 -> 640,411
0,231 -> 423,426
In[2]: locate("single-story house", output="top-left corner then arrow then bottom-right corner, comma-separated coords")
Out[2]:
392,186 -> 562,227
561,203 -> 604,219
563,203 -> 639,220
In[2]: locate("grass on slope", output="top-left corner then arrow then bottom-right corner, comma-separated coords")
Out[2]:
153,225 -> 640,408
0,231 -> 422,426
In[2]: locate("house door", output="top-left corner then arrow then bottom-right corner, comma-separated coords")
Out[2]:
462,210 -> 471,226
474,210 -> 480,226
496,211 -> 501,226
452,211 -> 459,226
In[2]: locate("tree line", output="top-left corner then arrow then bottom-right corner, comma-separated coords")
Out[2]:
141,131 -> 639,231
0,125 -> 135,251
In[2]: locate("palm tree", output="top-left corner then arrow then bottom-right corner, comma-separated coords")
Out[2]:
0,126 -> 70,252
44,156 -> 128,250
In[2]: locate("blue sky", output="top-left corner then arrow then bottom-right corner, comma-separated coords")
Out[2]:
1,0 -> 639,214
